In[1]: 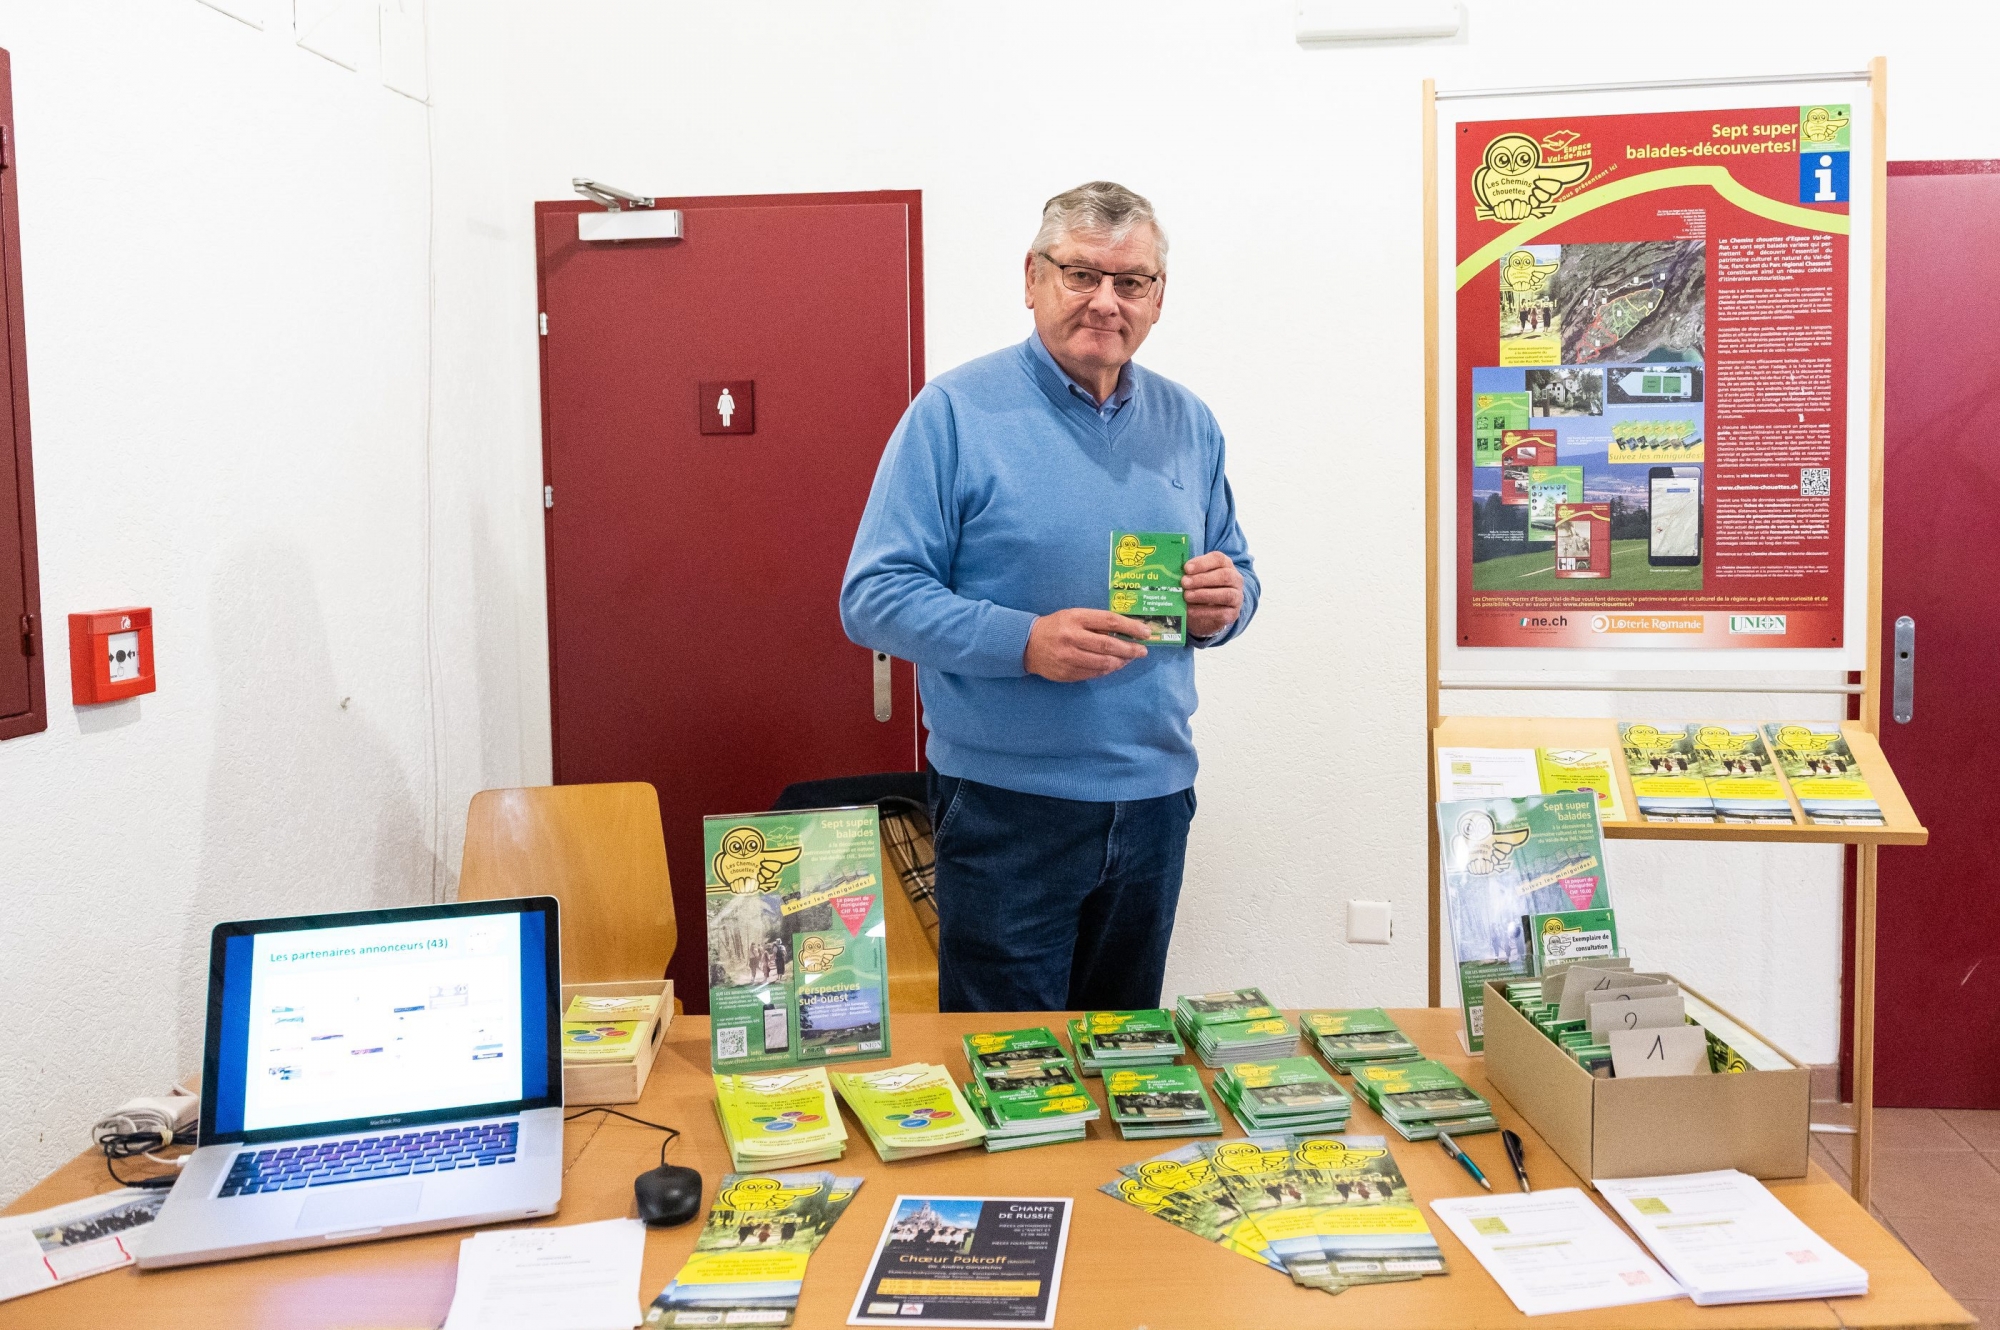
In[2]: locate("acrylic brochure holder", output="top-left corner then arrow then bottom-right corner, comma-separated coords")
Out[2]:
1422,59 -> 1922,1207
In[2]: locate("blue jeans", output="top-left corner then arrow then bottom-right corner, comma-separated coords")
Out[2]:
926,770 -> 1195,1013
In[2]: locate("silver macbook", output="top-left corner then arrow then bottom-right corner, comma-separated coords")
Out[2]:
141,897 -> 564,1267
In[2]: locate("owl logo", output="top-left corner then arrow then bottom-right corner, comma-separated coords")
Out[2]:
1472,133 -> 1592,222
1801,106 -> 1849,144
1135,1158 -> 1211,1194
797,935 -> 844,973
1113,534 -> 1156,567
1292,1139 -> 1385,1171
1501,249 -> 1558,293
719,1177 -> 822,1212
1110,588 -> 1139,613
1114,1178 -> 1175,1212
712,825 -> 802,894
1211,1140 -> 1292,1177
1449,809 -> 1530,875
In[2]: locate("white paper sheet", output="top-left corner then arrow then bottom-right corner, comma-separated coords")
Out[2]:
1435,747 -> 1542,801
442,1217 -> 647,1330
0,1188 -> 167,1304
1431,1188 -> 1684,1316
1595,1171 -> 1867,1305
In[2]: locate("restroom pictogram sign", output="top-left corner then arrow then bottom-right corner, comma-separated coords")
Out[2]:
699,380 -> 755,435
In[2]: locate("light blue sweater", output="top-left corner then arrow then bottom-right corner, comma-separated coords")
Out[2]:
839,334 -> 1258,801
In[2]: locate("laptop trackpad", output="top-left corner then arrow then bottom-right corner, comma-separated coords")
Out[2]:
296,1182 -> 424,1232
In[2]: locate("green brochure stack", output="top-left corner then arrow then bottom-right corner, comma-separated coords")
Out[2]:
704,807 -> 891,1073
1436,790 -> 1610,1052
1067,1009 -> 1184,1075
1103,1065 -> 1223,1140
1109,530 -> 1189,646
1299,1009 -> 1424,1074
830,1064 -> 987,1162
960,1027 -> 1100,1151
1213,1057 -> 1352,1134
713,1068 -> 849,1170
645,1172 -> 863,1329
1175,988 -> 1299,1066
1349,1060 -> 1498,1141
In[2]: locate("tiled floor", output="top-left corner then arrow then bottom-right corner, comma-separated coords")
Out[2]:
1812,1106 -> 2000,1326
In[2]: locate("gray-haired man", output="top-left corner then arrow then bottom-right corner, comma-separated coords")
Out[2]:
841,182 -> 1260,1012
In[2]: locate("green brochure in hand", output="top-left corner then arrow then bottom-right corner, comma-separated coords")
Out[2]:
1109,530 -> 1189,645
704,807 -> 890,1073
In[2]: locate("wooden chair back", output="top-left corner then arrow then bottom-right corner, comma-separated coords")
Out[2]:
459,782 -> 677,985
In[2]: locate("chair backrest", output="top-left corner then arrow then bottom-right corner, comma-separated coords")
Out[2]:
459,782 -> 676,985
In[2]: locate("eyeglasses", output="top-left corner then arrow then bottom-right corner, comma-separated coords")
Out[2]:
1037,253 -> 1162,300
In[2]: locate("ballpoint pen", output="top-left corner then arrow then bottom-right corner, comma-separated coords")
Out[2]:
1437,1130 -> 1490,1191
1503,1128 -> 1531,1192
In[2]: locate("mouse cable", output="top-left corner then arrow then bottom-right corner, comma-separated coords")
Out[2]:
565,1107 -> 683,1167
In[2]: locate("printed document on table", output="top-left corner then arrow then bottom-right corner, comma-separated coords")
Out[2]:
442,1217 -> 646,1330
1431,1189 -> 1684,1316
0,1189 -> 167,1303
1595,1171 -> 1867,1304
1435,747 -> 1542,802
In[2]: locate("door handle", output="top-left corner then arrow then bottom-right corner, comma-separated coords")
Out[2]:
1892,616 -> 1914,723
873,651 -> 892,723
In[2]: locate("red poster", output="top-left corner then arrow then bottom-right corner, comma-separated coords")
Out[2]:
1454,104 -> 1852,648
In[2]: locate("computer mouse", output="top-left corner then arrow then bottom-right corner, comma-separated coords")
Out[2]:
634,1163 -> 704,1227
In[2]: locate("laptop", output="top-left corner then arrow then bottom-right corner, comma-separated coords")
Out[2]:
141,897 -> 564,1268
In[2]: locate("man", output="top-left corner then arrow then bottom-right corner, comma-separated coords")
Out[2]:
840,181 -> 1258,1012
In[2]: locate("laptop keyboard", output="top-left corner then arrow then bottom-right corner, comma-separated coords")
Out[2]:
218,1121 -> 518,1197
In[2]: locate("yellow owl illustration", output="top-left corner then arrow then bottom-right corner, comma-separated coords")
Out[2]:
1472,134 -> 1592,222
719,1176 -> 822,1211
712,825 -> 802,895
1211,1140 -> 1292,1177
1135,1157 -> 1211,1194
1113,534 -> 1156,568
1501,249 -> 1558,293
1449,809 -> 1531,875
1292,1138 -> 1386,1171
1801,107 -> 1849,143
797,935 -> 844,974
1114,1179 -> 1175,1212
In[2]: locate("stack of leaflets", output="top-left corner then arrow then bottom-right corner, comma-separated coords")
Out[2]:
1620,722 -> 1715,823
1597,1171 -> 1867,1305
1763,722 -> 1885,826
1067,1009 -> 1183,1074
960,1027 -> 1100,1151
1100,1135 -> 1449,1297
561,992 -> 663,1064
644,1172 -> 862,1329
1103,1065 -> 1222,1140
830,1064 -> 986,1162
1213,1057 -> 1351,1134
1175,988 -> 1298,1067
1349,1060 -> 1497,1141
1688,723 -> 1793,825
713,1068 -> 848,1170
1300,1009 -> 1423,1074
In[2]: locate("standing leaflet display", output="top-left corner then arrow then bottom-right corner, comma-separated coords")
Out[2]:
706,807 -> 891,1072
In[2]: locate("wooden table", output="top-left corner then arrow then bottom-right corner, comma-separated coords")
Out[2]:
0,1010 -> 1971,1329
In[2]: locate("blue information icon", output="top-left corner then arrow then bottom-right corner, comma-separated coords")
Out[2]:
1800,151 -> 1849,204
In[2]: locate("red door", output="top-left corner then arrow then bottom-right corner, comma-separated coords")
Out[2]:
536,192 -> 923,1011
1875,161 -> 2000,1107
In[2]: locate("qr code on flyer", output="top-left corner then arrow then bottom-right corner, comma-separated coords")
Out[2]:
1800,467 -> 1831,497
716,1025 -> 748,1060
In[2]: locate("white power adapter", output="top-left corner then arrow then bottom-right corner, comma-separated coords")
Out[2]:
92,1087 -> 199,1150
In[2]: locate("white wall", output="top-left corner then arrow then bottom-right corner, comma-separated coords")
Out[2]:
0,4 -> 437,1202
421,0 -> 2000,1069
4,0 -> 1994,1206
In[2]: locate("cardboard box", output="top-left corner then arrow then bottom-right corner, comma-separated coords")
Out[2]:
561,979 -> 673,1106
1483,977 -> 1810,1183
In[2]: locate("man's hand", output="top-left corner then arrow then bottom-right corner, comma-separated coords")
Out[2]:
1182,551 -> 1245,640
1024,609 -> 1153,682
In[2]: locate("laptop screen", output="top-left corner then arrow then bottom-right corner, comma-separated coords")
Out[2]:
200,898 -> 561,1145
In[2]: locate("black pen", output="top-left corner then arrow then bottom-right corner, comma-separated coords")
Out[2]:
1437,1130 -> 1490,1191
1503,1129 -> 1531,1192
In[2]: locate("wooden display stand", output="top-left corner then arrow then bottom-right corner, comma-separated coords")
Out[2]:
1423,60 -> 1922,1208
